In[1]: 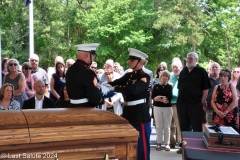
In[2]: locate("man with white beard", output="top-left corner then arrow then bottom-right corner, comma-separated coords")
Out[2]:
177,52 -> 211,134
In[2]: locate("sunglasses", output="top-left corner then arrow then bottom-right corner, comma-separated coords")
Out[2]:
9,63 -> 18,66
233,71 -> 240,73
31,59 -> 38,62
25,67 -> 32,70
91,67 -> 97,69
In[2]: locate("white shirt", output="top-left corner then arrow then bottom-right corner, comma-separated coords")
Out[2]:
103,93 -> 124,116
35,96 -> 44,109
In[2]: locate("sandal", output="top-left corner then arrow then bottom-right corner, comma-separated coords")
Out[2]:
156,144 -> 161,151
165,145 -> 170,151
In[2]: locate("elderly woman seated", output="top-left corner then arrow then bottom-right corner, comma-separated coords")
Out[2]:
0,83 -> 20,110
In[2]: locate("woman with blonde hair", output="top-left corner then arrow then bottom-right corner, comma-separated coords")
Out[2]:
152,70 -> 173,151
102,69 -> 124,115
0,83 -> 20,110
231,67 -> 240,86
3,59 -> 28,108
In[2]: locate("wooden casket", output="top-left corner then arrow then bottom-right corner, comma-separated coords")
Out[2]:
0,108 -> 139,160
203,125 -> 240,152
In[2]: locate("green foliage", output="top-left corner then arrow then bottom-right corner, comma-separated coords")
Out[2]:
0,0 -> 239,72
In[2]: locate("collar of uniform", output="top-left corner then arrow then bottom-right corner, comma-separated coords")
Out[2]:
132,69 -> 143,74
76,59 -> 89,67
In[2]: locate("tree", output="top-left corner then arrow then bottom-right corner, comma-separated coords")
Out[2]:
0,0 -> 239,71
81,0 -> 156,69
153,0 -> 206,58
201,0 -> 240,68
0,0 -> 29,62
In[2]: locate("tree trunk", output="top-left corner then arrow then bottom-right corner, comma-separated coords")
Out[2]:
191,45 -> 196,52
225,27 -> 230,69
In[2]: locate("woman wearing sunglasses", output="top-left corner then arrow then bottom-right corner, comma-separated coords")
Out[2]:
3,59 -> 28,109
231,67 -> 240,86
153,62 -> 168,87
22,62 -> 37,98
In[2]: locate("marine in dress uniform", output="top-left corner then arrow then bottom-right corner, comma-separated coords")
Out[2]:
108,48 -> 151,160
66,43 -> 105,107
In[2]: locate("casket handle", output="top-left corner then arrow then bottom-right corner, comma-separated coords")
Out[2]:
105,154 -> 118,160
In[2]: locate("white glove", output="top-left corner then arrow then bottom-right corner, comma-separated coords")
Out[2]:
98,84 -> 110,95
103,84 -> 115,91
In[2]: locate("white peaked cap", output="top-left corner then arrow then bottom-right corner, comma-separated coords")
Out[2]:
128,48 -> 148,60
76,43 -> 100,51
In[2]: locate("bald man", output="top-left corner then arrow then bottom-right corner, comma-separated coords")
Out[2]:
22,80 -> 55,109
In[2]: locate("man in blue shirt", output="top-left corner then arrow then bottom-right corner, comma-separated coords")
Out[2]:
169,58 -> 183,149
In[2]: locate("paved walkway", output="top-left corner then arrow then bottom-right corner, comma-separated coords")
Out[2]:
150,119 -> 182,160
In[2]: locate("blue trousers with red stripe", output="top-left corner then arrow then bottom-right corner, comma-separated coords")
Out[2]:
132,123 -> 151,160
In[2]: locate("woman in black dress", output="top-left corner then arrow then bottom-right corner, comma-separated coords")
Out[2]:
56,84 -> 72,108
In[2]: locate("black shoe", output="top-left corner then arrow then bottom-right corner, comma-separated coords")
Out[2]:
177,148 -> 182,154
178,143 -> 182,147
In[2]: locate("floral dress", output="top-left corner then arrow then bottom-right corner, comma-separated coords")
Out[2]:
213,84 -> 239,133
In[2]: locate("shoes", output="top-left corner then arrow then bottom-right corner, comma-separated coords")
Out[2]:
177,148 -> 182,154
170,143 -> 175,149
165,145 -> 170,151
156,144 -> 161,151
179,143 -> 183,147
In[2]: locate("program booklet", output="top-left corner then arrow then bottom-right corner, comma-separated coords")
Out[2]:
205,125 -> 239,136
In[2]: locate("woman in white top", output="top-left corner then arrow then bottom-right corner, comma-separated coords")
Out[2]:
102,69 -> 124,115
0,83 -> 20,110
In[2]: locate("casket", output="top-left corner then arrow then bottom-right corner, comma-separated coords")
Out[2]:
0,108 -> 139,160
203,125 -> 240,152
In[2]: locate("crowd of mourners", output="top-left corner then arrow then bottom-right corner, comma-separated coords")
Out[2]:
1,51 -> 240,154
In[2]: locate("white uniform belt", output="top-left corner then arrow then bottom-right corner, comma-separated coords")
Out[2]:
70,98 -> 89,104
124,99 -> 146,106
